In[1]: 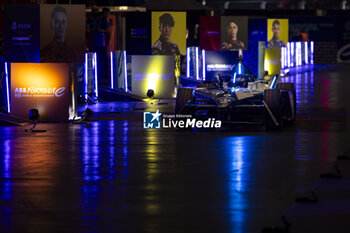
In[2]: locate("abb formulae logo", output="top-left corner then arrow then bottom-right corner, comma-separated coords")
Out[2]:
14,87 -> 66,98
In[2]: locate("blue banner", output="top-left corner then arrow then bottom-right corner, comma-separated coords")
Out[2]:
243,18 -> 267,77
205,51 -> 239,80
126,12 -> 151,55
4,5 -> 40,62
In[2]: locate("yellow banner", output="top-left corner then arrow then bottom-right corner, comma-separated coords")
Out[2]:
267,19 -> 288,49
264,48 -> 281,75
151,12 -> 186,56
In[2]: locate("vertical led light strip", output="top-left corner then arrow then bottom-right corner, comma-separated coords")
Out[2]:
84,53 -> 88,101
287,42 -> 290,68
295,42 -> 299,66
311,41 -> 314,64
202,49 -> 206,81
285,46 -> 288,68
4,62 -> 10,113
300,42 -> 302,66
297,42 -> 302,66
304,42 -> 308,64
291,42 -> 294,67
93,52 -> 98,98
238,63 -> 241,74
281,47 -> 287,69
123,50 -> 128,92
195,47 -> 199,80
186,47 -> 190,77
297,42 -> 300,66
285,46 -> 287,68
110,51 -> 114,89
281,47 -> 285,69
299,42 -> 302,66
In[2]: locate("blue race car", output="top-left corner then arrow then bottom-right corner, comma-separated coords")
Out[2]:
176,59 -> 296,129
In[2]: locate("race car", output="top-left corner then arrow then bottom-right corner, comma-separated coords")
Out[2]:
175,59 -> 296,129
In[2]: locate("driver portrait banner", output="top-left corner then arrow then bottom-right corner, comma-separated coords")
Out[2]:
40,5 -> 85,63
151,12 -> 186,56
267,19 -> 288,49
221,16 -> 248,51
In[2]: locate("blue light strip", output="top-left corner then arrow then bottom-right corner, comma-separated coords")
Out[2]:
281,47 -> 285,69
304,42 -> 308,64
123,50 -> 128,92
84,53 -> 88,101
291,42 -> 294,67
299,42 -> 302,66
282,48 -> 285,68
298,42 -> 302,66
285,46 -> 287,68
4,62 -> 10,113
296,42 -> 299,66
300,42 -> 302,65
195,47 -> 199,80
287,42 -> 290,68
238,63 -> 241,74
202,49 -> 206,81
311,41 -> 314,64
110,51 -> 114,89
186,47 -> 190,77
270,75 -> 278,88
93,52 -> 98,97
233,72 -> 237,83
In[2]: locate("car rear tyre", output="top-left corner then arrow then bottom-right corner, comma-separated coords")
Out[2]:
277,82 -> 296,123
264,89 -> 282,130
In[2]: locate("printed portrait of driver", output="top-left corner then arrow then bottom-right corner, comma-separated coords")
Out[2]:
268,20 -> 286,48
152,13 -> 180,56
40,6 -> 77,62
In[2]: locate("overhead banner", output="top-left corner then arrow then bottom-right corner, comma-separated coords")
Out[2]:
267,19 -> 288,48
131,55 -> 175,98
151,12 -> 186,56
221,16 -> 248,51
200,16 -> 220,51
40,5 -> 85,63
4,5 -> 40,62
11,63 -> 70,122
126,12 -> 151,55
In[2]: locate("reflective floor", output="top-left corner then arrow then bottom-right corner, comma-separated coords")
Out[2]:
1,64 -> 350,233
